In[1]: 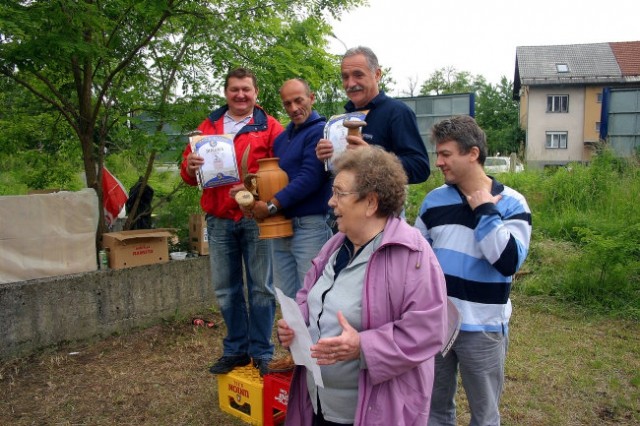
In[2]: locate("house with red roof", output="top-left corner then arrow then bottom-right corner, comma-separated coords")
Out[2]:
514,41 -> 640,168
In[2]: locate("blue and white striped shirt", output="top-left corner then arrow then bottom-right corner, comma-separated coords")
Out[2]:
415,179 -> 531,332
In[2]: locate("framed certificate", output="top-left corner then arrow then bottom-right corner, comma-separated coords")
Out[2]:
189,134 -> 240,189
323,110 -> 369,170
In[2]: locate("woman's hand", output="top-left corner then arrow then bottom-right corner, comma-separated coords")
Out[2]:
311,312 -> 360,365
276,319 -> 295,348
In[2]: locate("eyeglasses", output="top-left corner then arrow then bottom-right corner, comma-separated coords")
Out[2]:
331,187 -> 359,200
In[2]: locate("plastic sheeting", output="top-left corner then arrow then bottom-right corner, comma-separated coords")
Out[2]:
0,189 -> 99,284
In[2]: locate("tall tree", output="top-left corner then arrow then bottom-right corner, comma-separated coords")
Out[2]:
475,77 -> 525,156
379,66 -> 396,95
401,75 -> 420,97
0,0 -> 362,232
419,66 -> 486,96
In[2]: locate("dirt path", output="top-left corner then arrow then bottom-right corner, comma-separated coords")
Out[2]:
1,297 -> 639,425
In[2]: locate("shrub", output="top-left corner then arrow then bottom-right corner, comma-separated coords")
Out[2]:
512,150 -> 639,319
409,149 -> 640,319
405,169 -> 444,224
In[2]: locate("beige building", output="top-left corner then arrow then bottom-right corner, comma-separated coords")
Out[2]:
514,41 -> 640,169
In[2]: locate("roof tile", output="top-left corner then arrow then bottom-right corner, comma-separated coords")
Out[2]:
609,41 -> 640,76
516,43 -> 621,81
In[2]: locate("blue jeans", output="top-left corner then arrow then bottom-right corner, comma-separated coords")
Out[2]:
206,215 -> 275,361
428,330 -> 508,426
271,214 -> 332,299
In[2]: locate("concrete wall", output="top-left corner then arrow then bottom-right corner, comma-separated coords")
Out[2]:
0,257 -> 214,361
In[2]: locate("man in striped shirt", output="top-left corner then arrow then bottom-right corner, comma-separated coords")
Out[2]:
415,116 -> 531,426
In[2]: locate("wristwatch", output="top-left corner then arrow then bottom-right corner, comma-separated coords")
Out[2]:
266,201 -> 278,216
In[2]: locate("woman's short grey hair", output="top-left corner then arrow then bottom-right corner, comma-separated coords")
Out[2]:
332,146 -> 407,217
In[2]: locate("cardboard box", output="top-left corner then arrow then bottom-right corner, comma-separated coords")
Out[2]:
102,229 -> 174,270
189,214 -> 208,255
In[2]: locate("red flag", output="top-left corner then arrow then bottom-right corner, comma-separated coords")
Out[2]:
102,167 -> 128,226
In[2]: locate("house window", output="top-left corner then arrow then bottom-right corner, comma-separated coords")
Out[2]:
556,64 -> 569,73
546,131 -> 568,149
595,122 -> 601,132
597,92 -> 603,103
547,95 -> 569,113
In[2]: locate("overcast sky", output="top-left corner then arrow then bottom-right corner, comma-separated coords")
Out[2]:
327,0 -> 639,96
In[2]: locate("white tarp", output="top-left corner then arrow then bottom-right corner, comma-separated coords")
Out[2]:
0,189 -> 99,284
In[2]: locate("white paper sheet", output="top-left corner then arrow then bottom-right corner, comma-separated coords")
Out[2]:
275,288 -> 324,387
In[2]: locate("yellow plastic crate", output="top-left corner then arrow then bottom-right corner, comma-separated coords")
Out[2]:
217,365 -> 264,425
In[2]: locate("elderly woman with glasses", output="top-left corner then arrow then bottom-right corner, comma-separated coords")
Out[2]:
277,146 -> 448,426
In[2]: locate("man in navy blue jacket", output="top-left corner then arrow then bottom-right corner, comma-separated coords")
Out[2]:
316,46 -> 430,184
251,78 -> 333,299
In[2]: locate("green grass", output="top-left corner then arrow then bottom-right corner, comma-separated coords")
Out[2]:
1,292 -> 638,425
500,291 -> 640,425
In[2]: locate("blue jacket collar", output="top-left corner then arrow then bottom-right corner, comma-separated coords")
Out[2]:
449,177 -> 505,201
284,110 -> 325,135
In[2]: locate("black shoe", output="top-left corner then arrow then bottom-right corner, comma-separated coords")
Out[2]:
253,358 -> 271,377
209,354 -> 251,375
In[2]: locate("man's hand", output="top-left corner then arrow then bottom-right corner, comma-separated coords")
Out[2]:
185,153 -> 204,177
229,184 -> 246,198
316,139 -> 334,161
310,312 -> 360,365
345,134 -> 369,150
466,190 -> 502,210
252,201 -> 270,220
238,203 -> 253,219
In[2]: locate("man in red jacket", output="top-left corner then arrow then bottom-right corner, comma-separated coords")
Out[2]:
180,68 -> 283,376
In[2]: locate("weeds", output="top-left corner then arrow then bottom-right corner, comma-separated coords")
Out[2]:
484,149 -> 640,320
407,149 -> 639,320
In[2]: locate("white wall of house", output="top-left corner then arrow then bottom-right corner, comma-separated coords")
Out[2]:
525,86 -> 587,168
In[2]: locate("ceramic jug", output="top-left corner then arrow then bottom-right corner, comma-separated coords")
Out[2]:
237,158 -> 293,239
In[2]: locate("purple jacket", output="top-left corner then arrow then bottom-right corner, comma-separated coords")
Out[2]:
285,216 -> 448,426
